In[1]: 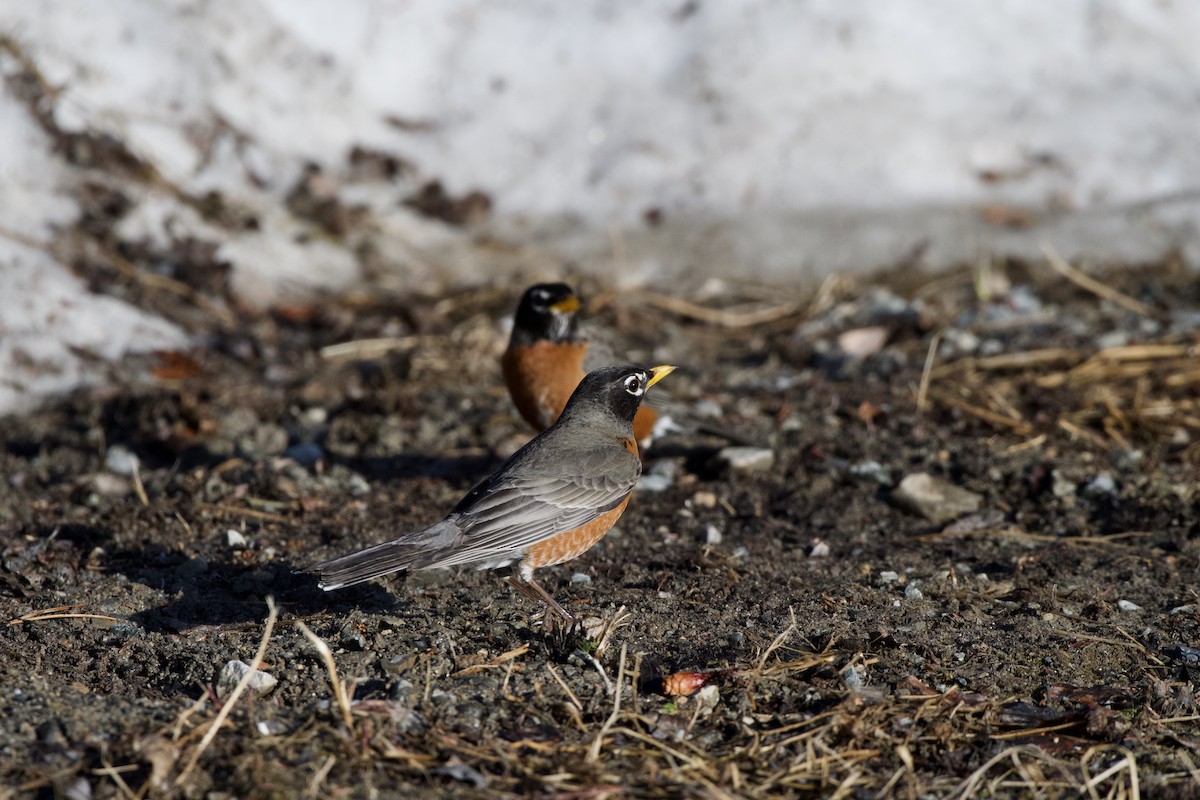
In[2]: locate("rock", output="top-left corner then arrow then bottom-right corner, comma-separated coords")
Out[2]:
91,473 -> 131,497
238,422 -> 288,460
904,583 -> 924,599
1051,470 -> 1077,500
940,328 -> 980,357
104,445 -> 139,477
705,524 -> 722,545
848,460 -> 893,486
283,442 -> 325,466
1117,599 -> 1142,612
892,473 -> 982,525
714,446 -> 775,475
837,326 -> 889,357
637,459 -> 677,492
226,529 -> 248,549
64,778 -> 92,800
217,660 -> 277,697
1096,330 -> 1132,349
256,719 -> 289,736
879,571 -> 900,584
570,572 -> 592,585
696,684 -> 720,709
1082,473 -> 1117,499
808,539 -> 830,558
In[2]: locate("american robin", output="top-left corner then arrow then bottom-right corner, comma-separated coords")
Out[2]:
502,283 -> 752,449
503,283 -> 662,447
310,363 -> 676,622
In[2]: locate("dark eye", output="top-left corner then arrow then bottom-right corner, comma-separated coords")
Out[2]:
623,374 -> 644,396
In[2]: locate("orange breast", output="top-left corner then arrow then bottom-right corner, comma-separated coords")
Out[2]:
522,495 -> 631,571
502,341 -> 587,431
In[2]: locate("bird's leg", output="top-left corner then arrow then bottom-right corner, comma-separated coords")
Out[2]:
506,574 -> 573,628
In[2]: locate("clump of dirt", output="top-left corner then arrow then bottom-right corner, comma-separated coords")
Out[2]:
2,260 -> 1199,798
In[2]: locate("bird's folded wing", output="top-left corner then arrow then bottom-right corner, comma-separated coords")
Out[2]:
420,467 -> 637,569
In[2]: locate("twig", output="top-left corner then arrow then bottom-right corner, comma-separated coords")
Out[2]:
638,290 -> 803,329
176,596 -> 278,786
755,608 -> 799,674
929,391 -> 1034,434
11,609 -> 120,625
296,620 -> 355,730
131,460 -> 150,507
454,644 -> 529,676
306,755 -> 336,799
587,643 -> 628,762
197,503 -> 294,524
1041,242 -> 1160,319
574,647 -> 614,695
1080,746 -> 1140,800
319,336 -> 429,361
916,329 -> 943,413
93,759 -> 138,800
544,664 -> 583,712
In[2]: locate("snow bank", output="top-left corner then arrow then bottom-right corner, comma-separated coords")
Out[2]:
1,0 -> 1197,411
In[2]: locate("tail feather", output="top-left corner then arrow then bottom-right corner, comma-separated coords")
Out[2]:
309,520 -> 460,590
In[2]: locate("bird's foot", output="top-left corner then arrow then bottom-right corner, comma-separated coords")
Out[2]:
506,576 -> 574,633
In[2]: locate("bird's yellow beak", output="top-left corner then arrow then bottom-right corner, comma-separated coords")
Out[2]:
549,295 -> 581,313
646,365 -> 676,389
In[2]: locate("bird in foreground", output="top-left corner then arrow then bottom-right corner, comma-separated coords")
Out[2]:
309,363 -> 676,623
502,283 -> 751,451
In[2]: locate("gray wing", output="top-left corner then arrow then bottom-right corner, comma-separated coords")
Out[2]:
417,444 -> 640,570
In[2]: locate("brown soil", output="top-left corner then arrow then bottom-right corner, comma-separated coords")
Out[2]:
2,263 -> 1199,799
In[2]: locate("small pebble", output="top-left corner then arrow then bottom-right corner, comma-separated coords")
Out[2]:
892,473 -> 982,525
1082,473 -> 1117,499
1051,470 -> 1077,499
226,529 -> 248,549
808,539 -> 830,558
838,326 -> 889,357
904,584 -> 924,599
696,684 -> 720,709
570,572 -> 592,585
1096,330 -> 1132,349
849,460 -> 893,486
979,339 -> 1005,356
879,571 -> 899,584
256,719 -> 289,736
705,525 -> 723,545
841,664 -> 863,688
940,328 -> 980,357
715,447 -> 775,475
63,778 -> 92,800
217,660 -> 277,697
283,442 -> 325,466
732,545 -> 750,561
1117,599 -> 1142,612
638,460 -> 677,492
105,445 -> 139,477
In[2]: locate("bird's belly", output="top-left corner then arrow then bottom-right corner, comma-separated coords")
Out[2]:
521,496 -> 631,571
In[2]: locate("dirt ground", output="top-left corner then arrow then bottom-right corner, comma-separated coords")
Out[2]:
2,260 -> 1199,799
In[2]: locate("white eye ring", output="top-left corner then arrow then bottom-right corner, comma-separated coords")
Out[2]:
624,373 -> 645,396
